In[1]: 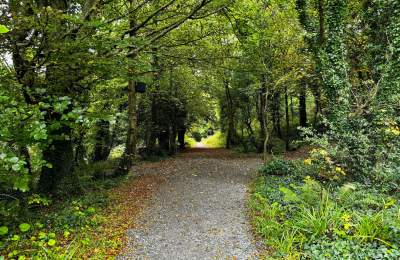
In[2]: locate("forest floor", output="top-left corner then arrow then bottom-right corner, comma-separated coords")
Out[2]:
117,148 -> 262,259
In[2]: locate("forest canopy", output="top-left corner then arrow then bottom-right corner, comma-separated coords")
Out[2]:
0,0 -> 399,258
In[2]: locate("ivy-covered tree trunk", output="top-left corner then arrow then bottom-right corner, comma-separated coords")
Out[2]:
322,0 -> 350,124
38,126 -> 76,194
376,1 -> 400,108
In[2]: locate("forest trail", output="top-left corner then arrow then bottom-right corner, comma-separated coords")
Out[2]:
118,148 -> 262,259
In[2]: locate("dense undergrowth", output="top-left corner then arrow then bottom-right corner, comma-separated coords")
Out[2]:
250,158 -> 400,259
0,160 -> 133,259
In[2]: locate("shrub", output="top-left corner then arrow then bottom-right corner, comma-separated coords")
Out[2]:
191,131 -> 202,142
259,158 -> 293,176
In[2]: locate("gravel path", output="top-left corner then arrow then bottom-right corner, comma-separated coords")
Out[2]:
118,149 -> 261,260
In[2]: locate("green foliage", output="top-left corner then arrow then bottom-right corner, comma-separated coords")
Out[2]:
259,158 -> 293,176
0,174 -> 125,258
184,135 -> 197,148
250,158 -> 400,258
18,223 -> 30,233
304,239 -> 400,259
0,25 -> 8,34
0,226 -> 8,236
202,131 -> 226,148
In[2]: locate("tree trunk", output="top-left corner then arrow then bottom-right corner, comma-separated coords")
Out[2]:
299,84 -> 308,127
256,75 -> 267,152
93,119 -> 111,162
159,129 -> 169,151
115,5 -> 138,176
263,87 -> 271,163
224,79 -> 235,149
285,87 -> 290,151
169,125 -> 177,155
272,91 -> 282,138
178,127 -> 186,150
38,126 -> 76,194
147,48 -> 161,154
313,89 -> 321,127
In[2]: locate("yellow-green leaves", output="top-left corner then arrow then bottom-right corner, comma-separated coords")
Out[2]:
0,226 -> 8,236
19,223 -> 31,233
47,239 -> 56,246
0,24 -> 9,33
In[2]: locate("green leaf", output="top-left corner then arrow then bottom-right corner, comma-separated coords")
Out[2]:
9,157 -> 19,164
47,239 -> 56,246
12,164 -> 21,171
0,25 -> 9,34
38,231 -> 46,239
279,187 -> 300,203
63,230 -> 70,238
19,223 -> 30,233
11,235 -> 20,241
86,207 -> 96,214
0,226 -> 8,236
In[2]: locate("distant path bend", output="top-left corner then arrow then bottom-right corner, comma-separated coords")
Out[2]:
118,148 -> 261,260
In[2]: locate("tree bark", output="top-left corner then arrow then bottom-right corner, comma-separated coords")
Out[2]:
224,78 -> 236,149
178,127 -> 186,150
38,125 -> 76,194
299,83 -> 308,127
93,119 -> 111,162
115,2 -> 138,175
272,91 -> 282,138
285,87 -> 290,151
256,75 -> 267,152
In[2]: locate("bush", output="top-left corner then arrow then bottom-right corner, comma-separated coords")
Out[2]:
191,131 -> 202,142
270,137 -> 286,155
259,158 -> 293,176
